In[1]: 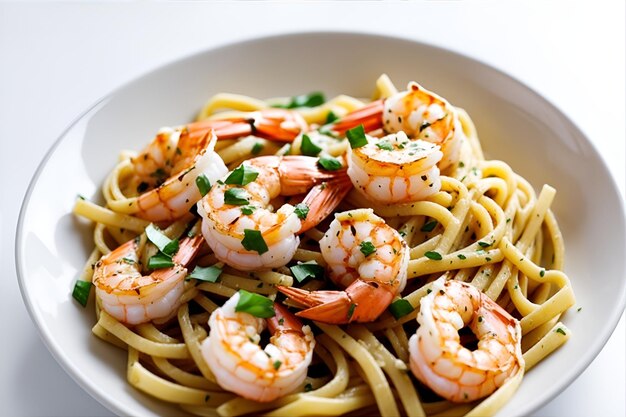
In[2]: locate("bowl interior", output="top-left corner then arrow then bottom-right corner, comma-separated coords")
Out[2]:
17,32 -> 626,417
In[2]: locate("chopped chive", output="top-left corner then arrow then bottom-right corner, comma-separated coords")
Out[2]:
555,328 -> 567,336
235,289 -> 275,318
425,251 -> 442,260
224,188 -> 249,205
347,303 -> 356,321
317,155 -> 342,171
478,241 -> 491,248
241,229 -> 269,254
359,241 -> 376,257
346,125 -> 368,148
240,205 -> 256,215
389,299 -> 414,319
273,360 -> 282,370
225,164 -> 259,186
188,265 -> 222,283
540,269 -> 546,277
457,254 -> 467,260
290,261 -> 324,283
72,280 -> 92,307
300,134 -> 322,156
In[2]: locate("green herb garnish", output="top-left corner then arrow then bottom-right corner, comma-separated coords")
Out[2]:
240,205 -> 256,215
235,289 -> 275,318
294,203 -> 310,220
274,92 -> 325,109
317,155 -> 342,171
359,241 -> 377,257
145,224 -> 179,256
290,261 -> 325,283
300,134 -> 322,156
188,265 -> 222,283
224,188 -> 249,206
389,299 -> 414,319
72,280 -> 92,307
376,139 -> 394,151
241,229 -> 269,254
556,327 -> 567,335
147,252 -> 175,270
346,125 -> 368,148
195,174 -> 211,196
225,164 -> 259,186
251,142 -> 264,155
420,220 -> 438,232
425,251 -> 443,260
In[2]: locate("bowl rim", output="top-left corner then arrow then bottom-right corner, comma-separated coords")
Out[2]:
15,29 -> 626,417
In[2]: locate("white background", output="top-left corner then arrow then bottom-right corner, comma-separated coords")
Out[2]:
1,1 -> 624,416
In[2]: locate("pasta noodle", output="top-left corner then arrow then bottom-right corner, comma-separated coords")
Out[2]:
73,75 -> 575,416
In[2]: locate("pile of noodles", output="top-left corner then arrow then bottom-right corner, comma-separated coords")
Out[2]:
73,74 -> 575,417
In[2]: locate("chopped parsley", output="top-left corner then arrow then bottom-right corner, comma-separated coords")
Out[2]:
555,328 -> 567,336
274,92 -> 325,109
195,174 -> 211,196
347,303 -> 356,321
240,205 -> 256,215
425,251 -> 443,260
326,110 -> 339,124
235,289 -> 275,318
224,164 -> 259,186
359,241 -> 377,257
317,155 -> 342,171
300,134 -> 322,156
273,360 -> 282,370
241,229 -> 269,254
420,220 -> 438,232
188,265 -> 222,283
294,203 -> 310,220
147,252 -> 175,270
457,254 -> 467,260
251,142 -> 264,155
346,125 -> 368,148
389,299 -> 414,319
290,261 -> 325,283
224,188 -> 249,205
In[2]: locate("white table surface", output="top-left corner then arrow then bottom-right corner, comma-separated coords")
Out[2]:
1,2 -> 624,416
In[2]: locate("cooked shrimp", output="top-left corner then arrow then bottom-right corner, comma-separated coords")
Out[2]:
188,108 -> 308,143
348,130 -> 443,203
201,292 -> 315,402
408,277 -> 524,403
333,81 -> 465,170
93,234 -> 203,325
131,128 -> 228,222
278,208 -> 409,323
197,155 -> 352,271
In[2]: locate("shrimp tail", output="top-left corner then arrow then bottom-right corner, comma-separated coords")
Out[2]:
267,302 -> 304,334
277,280 -> 394,324
171,234 -> 205,265
299,175 -> 353,233
331,99 -> 384,134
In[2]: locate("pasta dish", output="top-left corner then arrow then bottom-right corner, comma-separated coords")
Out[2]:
72,75 -> 576,416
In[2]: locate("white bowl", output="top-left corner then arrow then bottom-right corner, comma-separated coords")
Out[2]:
16,32 -> 626,417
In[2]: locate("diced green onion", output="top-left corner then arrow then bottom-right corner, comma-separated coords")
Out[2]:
145,224 -> 178,256
290,261 -> 325,283
241,229 -> 269,254
225,164 -> 259,186
224,188 -> 250,205
376,139 -> 394,151
389,299 -> 414,319
72,280 -> 92,307
478,241 -> 491,248
235,289 -> 275,318
188,265 -> 222,282
346,125 -> 368,148
325,110 -> 339,124
240,205 -> 256,215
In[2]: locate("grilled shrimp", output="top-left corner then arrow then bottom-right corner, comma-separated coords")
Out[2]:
93,234 -> 203,325
130,128 -> 228,222
197,155 -> 352,271
201,292 -> 315,402
333,81 -> 465,170
348,131 -> 443,203
408,277 -> 524,403
278,208 -> 409,324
